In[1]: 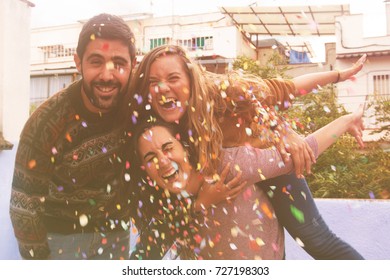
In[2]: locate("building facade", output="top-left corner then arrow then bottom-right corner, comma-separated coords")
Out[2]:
29,3 -> 390,139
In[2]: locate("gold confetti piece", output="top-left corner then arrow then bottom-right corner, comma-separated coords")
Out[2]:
106,61 -> 114,70
90,34 -> 95,40
231,227 -> 238,237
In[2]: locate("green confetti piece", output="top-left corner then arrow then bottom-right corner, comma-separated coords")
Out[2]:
290,205 -> 305,223
88,199 -> 96,206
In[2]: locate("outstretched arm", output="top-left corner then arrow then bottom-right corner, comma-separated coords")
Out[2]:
312,105 -> 365,154
293,54 -> 366,95
222,105 -> 365,184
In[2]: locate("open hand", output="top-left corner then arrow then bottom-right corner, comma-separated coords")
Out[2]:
339,54 -> 366,82
346,104 -> 365,148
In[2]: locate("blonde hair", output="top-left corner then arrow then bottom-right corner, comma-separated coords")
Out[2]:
125,45 -> 289,176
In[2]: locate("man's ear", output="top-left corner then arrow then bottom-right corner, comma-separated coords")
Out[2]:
74,53 -> 82,72
131,57 -> 137,71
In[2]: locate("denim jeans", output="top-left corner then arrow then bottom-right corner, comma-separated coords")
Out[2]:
257,173 -> 364,260
47,230 -> 130,260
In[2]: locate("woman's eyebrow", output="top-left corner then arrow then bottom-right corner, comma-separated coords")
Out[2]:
161,141 -> 173,150
142,141 -> 173,160
143,151 -> 155,160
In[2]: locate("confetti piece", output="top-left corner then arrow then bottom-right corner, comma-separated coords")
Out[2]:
331,165 -> 337,172
231,227 -> 238,237
290,205 -> 305,223
295,237 -> 305,247
261,203 -> 273,219
102,43 -> 109,51
229,243 -> 238,250
323,105 -> 331,113
124,173 -> 131,182
28,159 -> 36,169
79,214 -> 88,227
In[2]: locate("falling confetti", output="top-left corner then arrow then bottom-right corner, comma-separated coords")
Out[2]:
28,159 -> 36,169
290,205 -> 305,223
229,243 -> 238,250
295,237 -> 305,247
323,105 -> 331,113
79,214 -> 88,227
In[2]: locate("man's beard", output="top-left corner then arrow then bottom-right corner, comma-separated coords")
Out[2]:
83,80 -> 123,111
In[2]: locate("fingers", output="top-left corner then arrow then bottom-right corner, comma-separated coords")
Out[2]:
276,142 -> 290,163
303,145 -> 313,175
356,135 -> 365,149
226,181 -> 247,200
225,170 -> 243,190
356,54 -> 367,65
291,151 -> 304,178
219,162 -> 231,182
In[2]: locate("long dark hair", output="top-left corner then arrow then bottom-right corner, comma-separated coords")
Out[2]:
126,118 -> 198,259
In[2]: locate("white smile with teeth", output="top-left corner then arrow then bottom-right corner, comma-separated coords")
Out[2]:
97,86 -> 115,92
162,161 -> 179,180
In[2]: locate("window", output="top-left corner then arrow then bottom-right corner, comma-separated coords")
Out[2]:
30,75 -> 75,109
178,36 -> 213,51
373,74 -> 390,99
149,37 -> 171,50
39,45 -> 76,61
